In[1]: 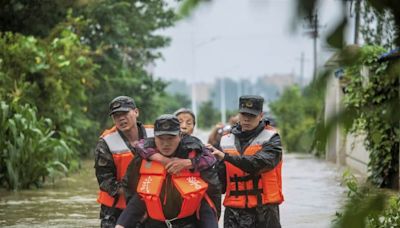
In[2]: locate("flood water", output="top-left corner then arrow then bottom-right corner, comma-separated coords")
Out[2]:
0,151 -> 346,228
0,160 -> 99,227
0,130 -> 212,228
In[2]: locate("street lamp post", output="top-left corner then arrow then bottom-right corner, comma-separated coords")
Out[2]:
191,35 -> 219,124
220,78 -> 226,124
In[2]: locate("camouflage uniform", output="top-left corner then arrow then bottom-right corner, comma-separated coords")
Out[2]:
218,95 -> 283,228
95,122 -> 147,228
118,115 -> 221,228
218,120 -> 282,228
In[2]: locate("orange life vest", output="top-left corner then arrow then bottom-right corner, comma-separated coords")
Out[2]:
220,126 -> 284,208
137,160 -> 208,222
97,126 -> 133,209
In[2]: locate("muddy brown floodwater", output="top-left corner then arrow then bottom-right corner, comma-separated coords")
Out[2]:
0,160 -> 99,228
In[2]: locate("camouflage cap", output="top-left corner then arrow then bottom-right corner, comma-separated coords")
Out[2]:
154,114 -> 180,136
109,96 -> 136,116
239,95 -> 264,116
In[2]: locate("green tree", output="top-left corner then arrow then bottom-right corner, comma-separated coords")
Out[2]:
269,85 -> 322,153
0,0 -> 76,37
156,93 -> 192,115
0,0 -> 179,188
197,100 -> 220,129
0,0 -> 178,156
73,0 -> 176,128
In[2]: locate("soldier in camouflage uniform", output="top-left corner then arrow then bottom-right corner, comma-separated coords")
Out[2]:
116,114 -> 220,228
95,96 -> 149,228
208,95 -> 284,228
96,97 -> 220,228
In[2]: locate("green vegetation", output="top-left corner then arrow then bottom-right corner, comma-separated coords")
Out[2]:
197,101 -> 221,129
0,26 -> 96,189
170,0 -> 400,227
159,93 -> 192,115
333,171 -> 400,228
293,0 -> 400,226
75,0 -> 176,130
340,45 -> 399,188
0,26 -> 97,138
0,0 -> 178,189
197,100 -> 237,129
0,102 -> 78,190
269,83 -> 324,155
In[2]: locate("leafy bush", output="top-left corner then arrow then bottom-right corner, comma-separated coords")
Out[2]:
0,27 -> 98,156
368,196 -> 400,227
0,101 -> 78,190
333,171 -> 400,228
341,45 -> 399,188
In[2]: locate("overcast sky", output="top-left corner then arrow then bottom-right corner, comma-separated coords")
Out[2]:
153,0 -> 350,84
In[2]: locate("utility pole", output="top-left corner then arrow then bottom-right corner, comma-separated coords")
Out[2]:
313,14 -> 318,80
191,31 -> 197,123
191,33 -> 219,123
220,78 -> 226,124
296,52 -> 305,87
304,13 -> 322,80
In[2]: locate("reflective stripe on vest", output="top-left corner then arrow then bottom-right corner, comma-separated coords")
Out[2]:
137,160 -> 208,221
221,127 -> 284,208
97,127 -> 133,209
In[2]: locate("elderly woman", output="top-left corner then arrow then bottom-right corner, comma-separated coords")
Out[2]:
174,108 -> 196,136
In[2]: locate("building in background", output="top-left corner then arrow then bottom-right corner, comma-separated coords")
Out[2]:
165,73 -> 299,121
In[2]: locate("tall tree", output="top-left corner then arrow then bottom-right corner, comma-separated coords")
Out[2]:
198,100 -> 220,129
0,0 -> 76,37
75,0 -> 176,126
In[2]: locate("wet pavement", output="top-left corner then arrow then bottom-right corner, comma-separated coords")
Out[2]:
0,130 -> 346,227
279,153 -> 345,228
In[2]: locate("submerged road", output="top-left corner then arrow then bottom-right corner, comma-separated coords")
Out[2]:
0,130 -> 345,227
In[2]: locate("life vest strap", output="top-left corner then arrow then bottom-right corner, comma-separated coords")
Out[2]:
230,174 -> 265,223
230,174 -> 262,201
162,215 -> 196,228
204,194 -> 218,219
230,188 -> 263,196
229,174 -> 261,182
196,194 -> 218,220
253,175 -> 265,224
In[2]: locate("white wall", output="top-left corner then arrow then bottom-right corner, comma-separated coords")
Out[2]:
324,73 -> 369,176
